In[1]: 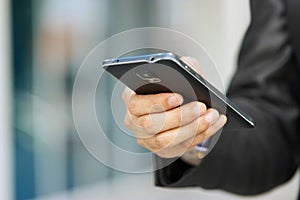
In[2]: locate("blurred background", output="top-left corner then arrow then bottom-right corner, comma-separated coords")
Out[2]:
0,0 -> 298,199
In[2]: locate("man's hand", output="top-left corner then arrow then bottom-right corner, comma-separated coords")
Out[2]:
122,87 -> 227,158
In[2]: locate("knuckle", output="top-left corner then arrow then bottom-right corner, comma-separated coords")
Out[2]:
154,136 -> 167,149
170,111 -> 182,125
128,99 -> 138,115
197,118 -> 210,132
137,115 -> 152,129
137,139 -> 145,147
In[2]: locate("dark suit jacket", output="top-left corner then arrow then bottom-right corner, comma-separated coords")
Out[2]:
155,0 -> 300,197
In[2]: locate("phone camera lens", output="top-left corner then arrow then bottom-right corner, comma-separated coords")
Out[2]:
149,57 -> 155,62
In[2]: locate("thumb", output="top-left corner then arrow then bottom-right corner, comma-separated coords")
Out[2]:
180,56 -> 205,78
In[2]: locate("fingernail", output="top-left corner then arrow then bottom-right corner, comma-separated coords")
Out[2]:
220,115 -> 227,125
205,110 -> 219,123
193,103 -> 206,115
168,94 -> 183,106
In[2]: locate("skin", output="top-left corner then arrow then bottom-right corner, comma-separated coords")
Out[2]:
122,57 -> 227,158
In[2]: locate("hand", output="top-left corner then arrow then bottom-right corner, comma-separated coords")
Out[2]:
122,87 -> 227,159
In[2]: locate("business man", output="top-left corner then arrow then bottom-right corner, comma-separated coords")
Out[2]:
122,0 -> 300,197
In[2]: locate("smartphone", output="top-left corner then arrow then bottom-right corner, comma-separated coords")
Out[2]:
102,52 -> 255,129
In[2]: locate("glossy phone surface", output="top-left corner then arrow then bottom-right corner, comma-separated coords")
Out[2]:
103,52 -> 255,129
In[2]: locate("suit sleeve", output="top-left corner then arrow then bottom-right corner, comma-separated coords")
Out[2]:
154,0 -> 300,195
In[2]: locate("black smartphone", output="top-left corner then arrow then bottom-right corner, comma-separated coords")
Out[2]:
102,52 -> 255,129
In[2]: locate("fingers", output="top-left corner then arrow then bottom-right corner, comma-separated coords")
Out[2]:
148,114 -> 227,158
122,86 -> 228,159
203,114 -> 227,140
126,101 -> 207,137
126,93 -> 184,117
136,109 -> 223,151
146,109 -> 220,150
181,56 -> 204,77
122,87 -> 183,116
180,114 -> 227,151
148,102 -> 207,134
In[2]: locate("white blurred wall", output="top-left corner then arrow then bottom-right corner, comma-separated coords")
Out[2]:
157,0 -> 250,87
0,0 -> 14,199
